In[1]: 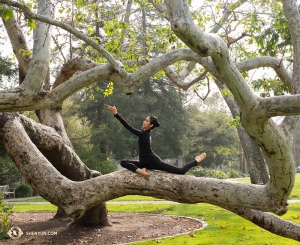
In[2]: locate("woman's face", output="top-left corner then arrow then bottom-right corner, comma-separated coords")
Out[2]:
142,116 -> 153,130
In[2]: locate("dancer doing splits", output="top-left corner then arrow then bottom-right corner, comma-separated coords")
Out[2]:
108,105 -> 206,177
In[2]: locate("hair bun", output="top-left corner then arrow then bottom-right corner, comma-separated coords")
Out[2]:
150,116 -> 160,129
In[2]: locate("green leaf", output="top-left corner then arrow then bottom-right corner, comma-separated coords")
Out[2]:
103,82 -> 114,97
87,26 -> 94,35
27,19 -> 36,30
3,8 -> 13,21
230,116 -> 242,126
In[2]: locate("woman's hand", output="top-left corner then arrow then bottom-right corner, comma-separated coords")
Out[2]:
107,105 -> 117,115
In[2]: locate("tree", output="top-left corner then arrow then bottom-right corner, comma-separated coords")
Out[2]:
0,0 -> 300,241
185,104 -> 240,168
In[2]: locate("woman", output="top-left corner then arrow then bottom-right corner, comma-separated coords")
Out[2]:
108,105 -> 206,177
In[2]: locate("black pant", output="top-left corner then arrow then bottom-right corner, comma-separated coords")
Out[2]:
120,156 -> 197,175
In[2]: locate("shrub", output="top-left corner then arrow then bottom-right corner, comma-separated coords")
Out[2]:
208,169 -> 228,179
188,166 -> 229,179
15,184 -> 33,198
0,193 -> 13,240
226,168 -> 243,178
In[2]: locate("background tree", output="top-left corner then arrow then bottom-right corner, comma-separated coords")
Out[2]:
185,104 -> 240,168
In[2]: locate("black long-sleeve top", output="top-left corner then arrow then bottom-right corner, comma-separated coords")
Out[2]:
114,113 -> 157,163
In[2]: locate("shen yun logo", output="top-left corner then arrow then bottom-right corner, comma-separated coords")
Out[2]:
7,226 -> 58,239
7,226 -> 23,239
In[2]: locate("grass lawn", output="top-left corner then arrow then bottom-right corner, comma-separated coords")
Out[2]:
107,203 -> 300,245
7,174 -> 300,244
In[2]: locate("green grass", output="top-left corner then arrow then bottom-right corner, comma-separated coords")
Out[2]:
12,204 -> 57,212
11,197 -> 47,202
111,195 -> 162,201
107,203 -> 300,245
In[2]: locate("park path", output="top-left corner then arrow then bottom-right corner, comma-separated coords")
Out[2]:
4,197 -> 300,205
4,197 -> 179,205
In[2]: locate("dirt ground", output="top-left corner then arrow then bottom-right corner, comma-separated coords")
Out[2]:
1,212 -> 203,245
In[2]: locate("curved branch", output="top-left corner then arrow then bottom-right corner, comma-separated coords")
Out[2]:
257,95 -> 300,118
226,205 -> 300,241
236,57 -> 292,89
164,61 -> 196,87
164,0 -> 295,216
19,113 -> 93,180
123,49 -> 210,93
52,56 -> 99,89
162,0 -> 249,92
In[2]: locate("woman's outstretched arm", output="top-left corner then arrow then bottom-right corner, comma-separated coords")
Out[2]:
107,105 -> 142,136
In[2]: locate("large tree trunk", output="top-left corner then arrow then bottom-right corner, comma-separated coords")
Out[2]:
215,80 -> 269,184
36,107 -> 109,226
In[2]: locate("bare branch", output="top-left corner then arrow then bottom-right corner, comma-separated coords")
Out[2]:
2,15 -> 31,84
193,76 -> 210,100
209,0 -> 247,33
227,32 -> 252,47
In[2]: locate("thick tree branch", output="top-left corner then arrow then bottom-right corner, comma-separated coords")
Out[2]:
257,95 -> 300,118
226,205 -> 300,241
16,0 -> 53,95
52,56 -> 99,89
236,57 -> 292,89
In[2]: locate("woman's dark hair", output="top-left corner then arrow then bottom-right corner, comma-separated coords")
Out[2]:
150,115 -> 160,129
